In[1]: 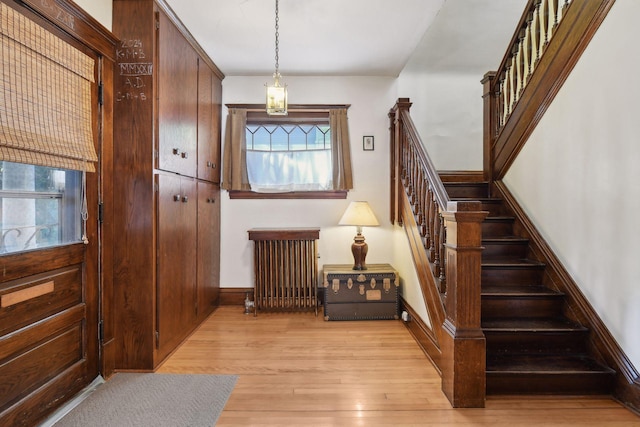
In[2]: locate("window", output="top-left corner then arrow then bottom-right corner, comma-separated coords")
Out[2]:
223,105 -> 353,199
0,161 -> 81,254
246,120 -> 332,192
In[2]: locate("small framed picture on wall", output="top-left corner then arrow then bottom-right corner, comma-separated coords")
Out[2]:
363,135 -> 374,151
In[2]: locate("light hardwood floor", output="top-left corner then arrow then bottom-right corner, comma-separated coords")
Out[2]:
158,306 -> 640,426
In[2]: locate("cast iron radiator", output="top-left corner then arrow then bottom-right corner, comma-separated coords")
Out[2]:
248,228 -> 320,316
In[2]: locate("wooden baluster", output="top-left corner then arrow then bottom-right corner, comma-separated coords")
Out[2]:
500,73 -> 508,127
547,0 -> 556,40
433,208 -> 441,281
421,187 -> 429,245
515,31 -> 524,97
439,215 -> 446,293
428,195 -> 436,260
531,1 -> 540,67
524,13 -> 533,85
556,0 -> 564,27
508,53 -> 516,114
425,187 -> 433,250
539,0 -> 548,53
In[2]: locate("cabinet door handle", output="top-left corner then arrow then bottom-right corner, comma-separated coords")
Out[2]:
172,148 -> 181,156
211,162 -> 216,169
181,151 -> 188,159
182,196 -> 188,203
173,194 -> 181,202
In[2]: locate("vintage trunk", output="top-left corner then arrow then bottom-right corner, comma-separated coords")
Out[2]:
322,264 -> 399,321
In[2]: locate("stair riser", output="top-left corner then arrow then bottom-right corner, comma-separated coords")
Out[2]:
482,242 -> 528,258
481,201 -> 507,216
482,297 -> 564,318
482,267 -> 544,286
486,373 -> 614,395
482,220 -> 514,238
443,184 -> 489,199
485,332 -> 588,354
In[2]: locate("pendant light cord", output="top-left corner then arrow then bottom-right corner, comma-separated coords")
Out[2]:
274,0 -> 280,77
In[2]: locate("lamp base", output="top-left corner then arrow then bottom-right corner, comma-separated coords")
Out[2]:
351,234 -> 368,270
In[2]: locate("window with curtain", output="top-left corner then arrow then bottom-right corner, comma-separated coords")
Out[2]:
0,3 -> 97,253
222,105 -> 353,199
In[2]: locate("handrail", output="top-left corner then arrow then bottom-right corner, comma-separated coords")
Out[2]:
484,0 -> 615,180
494,0 -> 574,134
391,100 -> 449,295
398,108 -> 450,211
390,98 -> 487,407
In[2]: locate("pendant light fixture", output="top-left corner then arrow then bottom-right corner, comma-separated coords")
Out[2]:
265,0 -> 288,115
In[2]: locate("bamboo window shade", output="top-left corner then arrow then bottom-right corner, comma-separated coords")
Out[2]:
0,3 -> 97,172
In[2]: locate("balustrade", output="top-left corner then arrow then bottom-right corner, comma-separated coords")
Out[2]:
497,0 -> 573,131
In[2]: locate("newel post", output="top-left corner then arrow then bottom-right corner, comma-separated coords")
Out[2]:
481,72 -> 497,183
440,201 -> 488,408
389,98 -> 412,224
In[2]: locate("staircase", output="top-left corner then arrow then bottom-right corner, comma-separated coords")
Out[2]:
444,181 -> 615,395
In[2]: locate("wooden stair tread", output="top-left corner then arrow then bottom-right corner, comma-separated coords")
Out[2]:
482,284 -> 562,296
482,257 -> 545,267
483,237 -> 528,243
482,317 -> 587,332
486,353 -> 615,374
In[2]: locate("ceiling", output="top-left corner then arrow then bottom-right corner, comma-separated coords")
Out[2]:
163,0 -> 528,78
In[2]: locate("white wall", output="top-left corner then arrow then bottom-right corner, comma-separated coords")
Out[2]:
74,0 -> 112,30
504,0 -> 640,369
220,76 -> 398,289
397,73 -> 485,171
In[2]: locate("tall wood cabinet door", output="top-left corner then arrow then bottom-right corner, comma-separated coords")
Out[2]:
156,174 -> 197,360
197,181 -> 220,319
197,61 -> 217,182
157,10 -> 198,177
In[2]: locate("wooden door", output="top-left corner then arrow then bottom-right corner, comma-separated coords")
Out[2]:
197,181 -> 220,320
156,174 -> 197,361
157,10 -> 198,177
197,60 -> 214,182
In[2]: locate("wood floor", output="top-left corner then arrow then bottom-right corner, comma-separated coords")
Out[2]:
157,306 -> 640,426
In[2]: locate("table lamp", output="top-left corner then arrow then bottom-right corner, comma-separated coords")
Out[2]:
338,201 -> 380,270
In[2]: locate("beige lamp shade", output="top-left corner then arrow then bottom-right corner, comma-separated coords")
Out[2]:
339,201 -> 379,270
338,201 -> 380,227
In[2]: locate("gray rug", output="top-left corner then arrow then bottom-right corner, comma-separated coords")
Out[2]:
53,373 -> 237,427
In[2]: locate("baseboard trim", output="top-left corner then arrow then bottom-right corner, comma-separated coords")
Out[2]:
495,181 -> 640,414
400,298 -> 442,375
219,288 -> 252,306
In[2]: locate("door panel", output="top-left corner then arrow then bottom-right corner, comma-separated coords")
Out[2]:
197,181 -> 220,319
157,10 -> 198,176
156,174 -> 197,360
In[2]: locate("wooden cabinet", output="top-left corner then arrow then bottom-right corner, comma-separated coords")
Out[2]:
197,181 -> 221,320
112,0 -> 224,370
197,60 -> 222,183
157,10 -> 198,176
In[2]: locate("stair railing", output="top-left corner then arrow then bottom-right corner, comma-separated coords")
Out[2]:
390,98 -> 487,408
483,0 -> 614,180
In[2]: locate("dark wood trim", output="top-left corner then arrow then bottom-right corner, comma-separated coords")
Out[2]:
439,171 -> 485,183
226,103 -> 351,111
248,228 -> 320,241
494,181 -> 640,414
17,0 -> 118,61
219,288 -> 252,306
492,0 -> 616,179
399,188 -> 445,351
154,0 -> 224,79
228,190 -> 347,200
399,298 -> 442,374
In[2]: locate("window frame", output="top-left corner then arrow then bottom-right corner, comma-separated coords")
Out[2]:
225,104 -> 350,200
